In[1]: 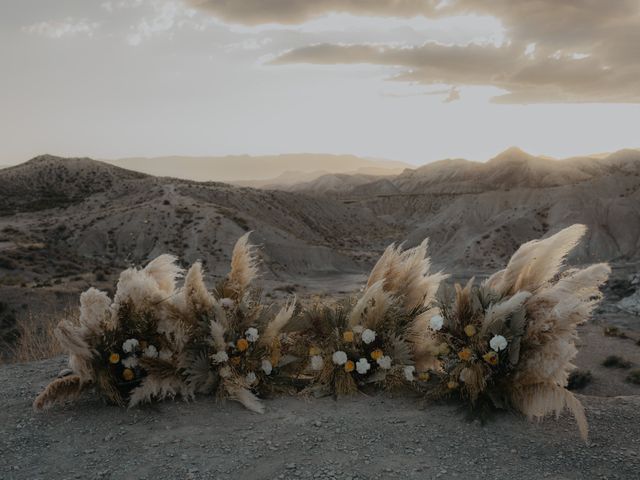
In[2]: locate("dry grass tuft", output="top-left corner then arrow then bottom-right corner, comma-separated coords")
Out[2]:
8,308 -> 75,363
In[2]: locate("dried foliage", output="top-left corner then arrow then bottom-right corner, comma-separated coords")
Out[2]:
421,225 -> 609,440
299,240 -> 445,397
32,225 -> 609,440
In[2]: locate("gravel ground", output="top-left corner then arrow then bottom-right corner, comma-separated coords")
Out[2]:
1,357 -> 639,480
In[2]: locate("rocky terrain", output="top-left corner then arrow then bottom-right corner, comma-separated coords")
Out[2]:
1,149 -> 640,479
2,335 -> 640,480
2,149 -> 640,352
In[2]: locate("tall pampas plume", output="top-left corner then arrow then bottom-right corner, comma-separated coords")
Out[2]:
485,224 -> 587,296
183,262 -> 217,313
225,383 -> 265,414
261,298 -> 296,347
33,375 -> 87,410
143,254 -> 183,296
366,239 -> 447,310
79,288 -> 112,335
349,280 -> 391,329
227,232 -> 259,297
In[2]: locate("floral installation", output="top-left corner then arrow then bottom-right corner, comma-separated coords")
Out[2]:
418,225 -> 609,440
34,233 -> 298,413
33,225 -> 610,440
33,252 -> 191,408
298,239 -> 447,396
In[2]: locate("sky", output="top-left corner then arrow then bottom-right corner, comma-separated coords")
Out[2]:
1,0 -> 640,166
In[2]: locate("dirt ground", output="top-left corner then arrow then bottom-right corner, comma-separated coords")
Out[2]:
1,352 -> 639,480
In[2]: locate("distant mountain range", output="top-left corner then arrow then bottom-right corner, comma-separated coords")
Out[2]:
104,153 -> 411,185
1,148 -> 639,291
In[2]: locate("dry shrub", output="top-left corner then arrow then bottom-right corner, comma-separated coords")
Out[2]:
9,309 -> 74,363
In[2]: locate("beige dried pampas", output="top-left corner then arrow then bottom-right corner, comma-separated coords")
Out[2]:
227,232 -> 259,298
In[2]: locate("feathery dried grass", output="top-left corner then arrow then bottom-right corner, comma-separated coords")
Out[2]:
224,380 -> 265,413
9,310 -> 68,363
129,375 -> 192,407
227,232 -> 259,298
183,262 -> 217,314
261,298 -> 296,347
33,374 -> 87,410
485,224 -> 586,296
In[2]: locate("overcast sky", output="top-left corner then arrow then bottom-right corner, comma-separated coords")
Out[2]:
2,0 -> 640,165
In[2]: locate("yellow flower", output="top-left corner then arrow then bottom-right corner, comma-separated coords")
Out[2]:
344,360 -> 355,373
483,351 -> 499,366
109,353 -> 120,364
122,368 -> 134,381
236,338 -> 249,352
458,348 -> 472,361
464,324 -> 477,337
438,343 -> 450,355
370,349 -> 383,361
447,380 -> 458,390
309,346 -> 321,356
342,331 -> 354,343
418,372 -> 430,382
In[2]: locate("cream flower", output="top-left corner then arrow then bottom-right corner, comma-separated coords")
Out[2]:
403,365 -> 416,381
459,367 -> 471,383
356,358 -> 371,374
143,345 -> 158,359
219,366 -> 231,378
122,338 -> 139,353
332,351 -> 348,365
122,356 -> 138,369
377,355 -> 392,370
429,315 -> 444,331
158,349 -> 173,361
246,371 -> 257,385
361,329 -> 376,344
310,355 -> 324,371
212,351 -> 229,364
261,359 -> 273,375
245,327 -> 259,343
489,335 -> 508,351
352,325 -> 364,334
220,298 -> 235,309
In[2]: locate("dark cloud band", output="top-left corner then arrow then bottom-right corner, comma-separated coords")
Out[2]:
189,0 -> 640,103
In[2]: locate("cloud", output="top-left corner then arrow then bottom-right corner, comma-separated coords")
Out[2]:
190,0 -> 640,103
186,0 -> 441,26
22,18 -> 100,39
126,1 -> 208,46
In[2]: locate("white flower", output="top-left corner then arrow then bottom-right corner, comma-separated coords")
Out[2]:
158,349 -> 173,361
403,365 -> 415,381
489,335 -> 508,352
246,371 -> 257,385
429,315 -> 444,331
361,329 -> 376,344
377,355 -> 392,370
220,298 -> 235,309
245,327 -> 259,343
143,345 -> 158,358
122,338 -> 139,353
212,351 -> 229,364
310,355 -> 324,371
122,356 -> 138,368
219,366 -> 231,378
261,359 -> 273,375
352,325 -> 364,334
356,358 -> 371,375
459,367 -> 471,383
332,351 -> 348,365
